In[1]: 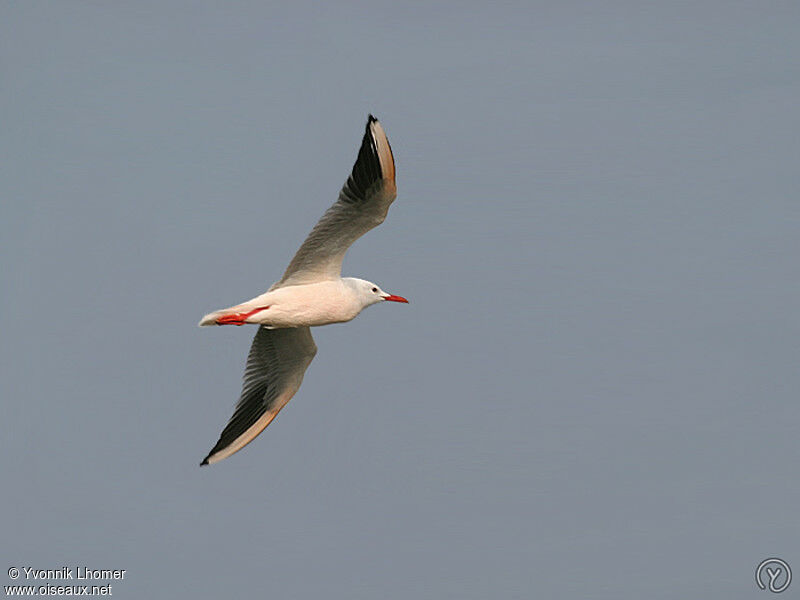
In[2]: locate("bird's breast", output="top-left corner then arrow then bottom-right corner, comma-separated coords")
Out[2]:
250,281 -> 361,328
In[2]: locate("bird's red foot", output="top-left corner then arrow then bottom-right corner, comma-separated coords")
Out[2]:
216,306 -> 269,326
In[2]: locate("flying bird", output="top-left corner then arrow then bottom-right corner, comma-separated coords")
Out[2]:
198,115 -> 407,465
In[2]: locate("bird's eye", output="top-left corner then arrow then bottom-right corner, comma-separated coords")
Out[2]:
372,287 -> 378,292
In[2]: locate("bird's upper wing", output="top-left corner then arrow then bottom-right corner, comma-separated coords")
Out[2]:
272,115 -> 397,290
201,326 -> 317,465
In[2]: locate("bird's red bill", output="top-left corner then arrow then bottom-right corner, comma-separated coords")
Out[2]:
383,294 -> 409,303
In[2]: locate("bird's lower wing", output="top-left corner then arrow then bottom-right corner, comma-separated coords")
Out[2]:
201,326 -> 317,465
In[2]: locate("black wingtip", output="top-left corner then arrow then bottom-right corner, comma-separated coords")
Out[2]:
200,456 -> 210,467
340,115 -> 385,202
365,114 -> 378,134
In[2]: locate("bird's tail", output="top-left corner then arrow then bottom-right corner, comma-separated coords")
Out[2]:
198,309 -> 226,327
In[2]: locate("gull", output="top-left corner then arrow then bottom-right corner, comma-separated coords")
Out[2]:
198,115 -> 407,466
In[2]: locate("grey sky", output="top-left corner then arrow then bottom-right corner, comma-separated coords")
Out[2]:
2,2 -> 799,598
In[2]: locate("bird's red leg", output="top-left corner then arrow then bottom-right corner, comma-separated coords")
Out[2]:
216,306 -> 270,326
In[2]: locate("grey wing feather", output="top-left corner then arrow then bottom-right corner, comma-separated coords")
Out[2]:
201,326 -> 317,465
273,115 -> 397,289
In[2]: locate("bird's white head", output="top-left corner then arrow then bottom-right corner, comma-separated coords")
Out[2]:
345,278 -> 409,308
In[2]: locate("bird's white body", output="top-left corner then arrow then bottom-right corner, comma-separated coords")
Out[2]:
199,278 -> 387,329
